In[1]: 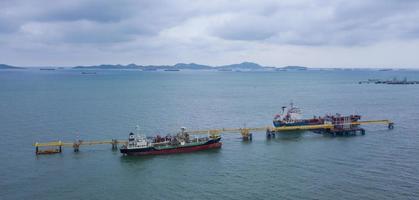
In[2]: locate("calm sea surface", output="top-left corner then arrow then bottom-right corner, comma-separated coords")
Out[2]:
1,69 -> 419,200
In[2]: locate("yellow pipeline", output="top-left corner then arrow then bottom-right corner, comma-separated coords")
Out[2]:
34,140 -> 127,147
351,120 -> 392,125
270,124 -> 334,131
33,120 -> 392,147
34,141 -> 64,147
188,120 -> 392,135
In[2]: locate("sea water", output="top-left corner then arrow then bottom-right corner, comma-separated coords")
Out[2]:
0,69 -> 418,199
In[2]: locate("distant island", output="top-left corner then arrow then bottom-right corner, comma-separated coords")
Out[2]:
1,62 -> 308,71
281,66 -> 307,70
2,62 -> 417,71
0,64 -> 24,70
72,62 -> 305,71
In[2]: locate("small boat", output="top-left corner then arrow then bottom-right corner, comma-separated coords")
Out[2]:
120,128 -> 222,156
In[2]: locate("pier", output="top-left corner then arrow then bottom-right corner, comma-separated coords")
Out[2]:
33,120 -> 393,154
35,139 -> 126,154
189,120 -> 393,140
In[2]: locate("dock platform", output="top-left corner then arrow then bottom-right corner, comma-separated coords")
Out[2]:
33,120 -> 393,154
34,139 -> 127,154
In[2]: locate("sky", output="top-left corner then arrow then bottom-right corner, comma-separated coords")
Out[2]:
1,0 -> 419,68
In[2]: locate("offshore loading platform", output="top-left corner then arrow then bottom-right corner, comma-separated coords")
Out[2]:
34,103 -> 393,155
34,119 -> 394,155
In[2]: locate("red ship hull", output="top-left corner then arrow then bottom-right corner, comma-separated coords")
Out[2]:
123,142 -> 222,156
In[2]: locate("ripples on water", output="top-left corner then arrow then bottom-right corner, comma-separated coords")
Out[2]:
0,69 -> 418,199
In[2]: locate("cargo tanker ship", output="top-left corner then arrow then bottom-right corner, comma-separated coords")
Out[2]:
273,103 -> 361,127
120,128 -> 221,156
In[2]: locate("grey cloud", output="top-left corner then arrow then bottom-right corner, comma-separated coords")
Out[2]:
213,15 -> 276,41
2,0 -> 419,46
1,0 -> 419,67
0,16 -> 18,33
34,2 -> 134,23
0,0 -> 197,43
210,0 -> 419,46
23,21 -> 137,44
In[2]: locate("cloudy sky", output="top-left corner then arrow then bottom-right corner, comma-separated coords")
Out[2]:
1,0 -> 419,68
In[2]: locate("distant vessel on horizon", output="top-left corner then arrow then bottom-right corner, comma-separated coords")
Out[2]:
39,68 -> 56,71
359,77 -> 419,84
142,68 -> 157,71
164,69 -> 180,71
81,71 -> 97,75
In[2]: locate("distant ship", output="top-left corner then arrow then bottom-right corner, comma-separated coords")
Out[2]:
273,103 -> 361,127
164,69 -> 180,71
120,128 -> 222,156
217,69 -> 233,72
142,68 -> 157,71
81,71 -> 97,74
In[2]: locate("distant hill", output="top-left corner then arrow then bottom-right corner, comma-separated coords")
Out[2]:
70,62 -> 309,71
142,65 -> 171,70
216,62 -> 272,71
3,63 -> 419,71
0,64 -> 24,69
73,64 -> 141,69
72,62 -> 271,71
73,63 -> 212,70
0,63 -> 311,71
280,66 -> 307,70
174,63 -> 212,70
